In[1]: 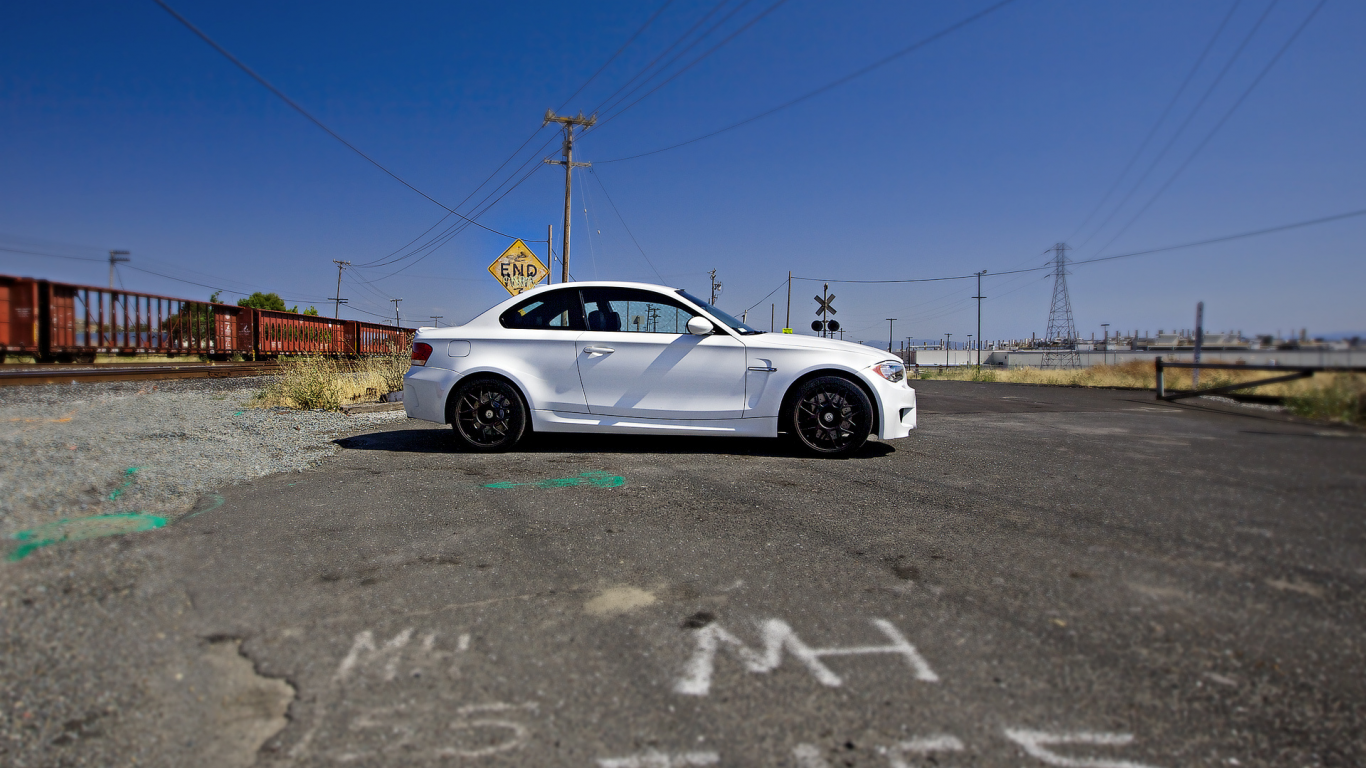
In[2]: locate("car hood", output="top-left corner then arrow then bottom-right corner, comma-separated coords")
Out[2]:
745,333 -> 895,361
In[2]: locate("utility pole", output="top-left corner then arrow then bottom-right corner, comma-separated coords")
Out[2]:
1192,301 -> 1204,387
547,224 -> 554,284
543,110 -> 595,284
886,319 -> 896,353
1100,323 -> 1110,366
431,316 -> 443,327
108,250 -> 130,289
785,271 -> 792,332
391,298 -> 403,328
709,269 -> 722,305
973,269 -> 986,371
770,304 -> 774,333
331,260 -> 351,318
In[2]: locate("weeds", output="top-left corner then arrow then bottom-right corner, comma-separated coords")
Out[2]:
1285,374 -> 1366,426
254,337 -> 413,411
917,362 -> 1366,426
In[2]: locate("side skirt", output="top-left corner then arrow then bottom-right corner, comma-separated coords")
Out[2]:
531,410 -> 778,437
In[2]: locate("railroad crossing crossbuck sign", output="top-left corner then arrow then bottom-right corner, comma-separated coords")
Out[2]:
488,239 -> 549,296
813,291 -> 839,334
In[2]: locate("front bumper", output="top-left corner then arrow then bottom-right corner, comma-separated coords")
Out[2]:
869,378 -> 917,440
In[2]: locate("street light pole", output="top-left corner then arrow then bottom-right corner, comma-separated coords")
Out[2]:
1101,323 -> 1110,366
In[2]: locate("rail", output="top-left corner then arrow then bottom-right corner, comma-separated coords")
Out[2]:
0,361 -> 279,386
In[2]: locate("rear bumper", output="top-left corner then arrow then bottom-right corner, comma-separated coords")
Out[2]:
403,366 -> 461,424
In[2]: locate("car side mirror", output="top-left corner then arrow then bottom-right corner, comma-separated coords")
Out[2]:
686,316 -> 715,336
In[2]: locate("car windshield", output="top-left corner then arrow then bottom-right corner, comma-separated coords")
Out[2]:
677,290 -> 763,335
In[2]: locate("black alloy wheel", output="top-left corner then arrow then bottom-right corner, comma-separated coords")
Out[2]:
789,376 -> 873,457
449,378 -> 527,452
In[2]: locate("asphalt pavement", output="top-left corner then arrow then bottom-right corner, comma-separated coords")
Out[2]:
3,380 -> 1363,768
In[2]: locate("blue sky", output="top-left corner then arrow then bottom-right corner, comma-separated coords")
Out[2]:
2,0 -> 1362,343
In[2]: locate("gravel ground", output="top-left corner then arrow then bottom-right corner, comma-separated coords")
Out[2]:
0,377 -> 411,539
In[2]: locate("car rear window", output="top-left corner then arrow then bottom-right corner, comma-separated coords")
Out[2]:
499,289 -> 586,331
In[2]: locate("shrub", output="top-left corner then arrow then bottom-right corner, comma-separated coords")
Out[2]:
1286,374 -> 1366,427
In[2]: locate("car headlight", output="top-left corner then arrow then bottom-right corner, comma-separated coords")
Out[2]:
871,360 -> 905,383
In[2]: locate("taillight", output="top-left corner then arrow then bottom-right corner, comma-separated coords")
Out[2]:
410,342 -> 433,366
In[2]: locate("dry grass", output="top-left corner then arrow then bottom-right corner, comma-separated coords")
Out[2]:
917,361 -> 1366,427
253,338 -> 412,411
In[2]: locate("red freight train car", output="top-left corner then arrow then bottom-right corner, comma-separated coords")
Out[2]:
0,273 -> 414,361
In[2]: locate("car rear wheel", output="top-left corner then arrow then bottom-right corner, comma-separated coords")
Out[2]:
448,377 -> 527,452
788,375 -> 873,457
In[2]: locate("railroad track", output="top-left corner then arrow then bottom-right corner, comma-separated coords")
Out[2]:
0,361 -> 280,386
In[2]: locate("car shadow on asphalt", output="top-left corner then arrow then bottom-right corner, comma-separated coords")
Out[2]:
334,429 -> 895,460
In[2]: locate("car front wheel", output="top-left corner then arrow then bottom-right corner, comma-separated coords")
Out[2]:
787,375 -> 873,457
448,377 -> 527,452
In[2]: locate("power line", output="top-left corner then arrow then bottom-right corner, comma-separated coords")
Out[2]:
558,0 -> 677,111
596,0 -> 1018,163
795,205 -> 1366,284
359,161 -> 549,282
149,0 -> 524,241
1076,0 -> 1281,250
0,246 -> 103,262
1078,203 -> 1361,267
122,264 -> 326,303
1091,0 -> 1328,256
582,0 -> 733,119
741,278 -> 789,315
1066,0 -> 1243,242
588,169 -> 666,282
589,0 -> 793,134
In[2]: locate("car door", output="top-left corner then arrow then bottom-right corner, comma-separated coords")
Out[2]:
575,287 -> 746,419
492,288 -> 589,413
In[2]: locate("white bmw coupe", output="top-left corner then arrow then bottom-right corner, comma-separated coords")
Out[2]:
403,281 -> 916,457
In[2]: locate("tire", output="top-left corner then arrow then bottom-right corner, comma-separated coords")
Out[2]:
786,375 -> 873,457
448,377 -> 528,452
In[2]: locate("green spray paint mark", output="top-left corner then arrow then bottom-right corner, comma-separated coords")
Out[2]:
107,467 -> 140,501
484,471 -> 625,490
181,493 -> 225,521
234,411 -> 244,416
7,513 -> 167,561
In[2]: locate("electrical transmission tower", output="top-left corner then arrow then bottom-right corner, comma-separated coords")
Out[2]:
1042,243 -> 1081,369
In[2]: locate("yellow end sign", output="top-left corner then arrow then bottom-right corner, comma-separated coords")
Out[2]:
488,239 -> 549,296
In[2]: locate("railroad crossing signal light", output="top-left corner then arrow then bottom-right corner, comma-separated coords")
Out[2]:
812,320 -> 841,333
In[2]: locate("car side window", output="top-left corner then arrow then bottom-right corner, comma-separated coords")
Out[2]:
499,289 -> 585,331
580,288 -> 698,334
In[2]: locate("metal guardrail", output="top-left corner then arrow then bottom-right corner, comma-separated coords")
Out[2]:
1154,357 -> 1366,402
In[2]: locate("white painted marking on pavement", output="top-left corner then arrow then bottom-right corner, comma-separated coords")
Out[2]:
335,628 -> 412,682
674,618 -> 938,696
597,749 -> 720,767
881,735 -> 965,768
1003,730 -> 1163,768
793,743 -> 832,767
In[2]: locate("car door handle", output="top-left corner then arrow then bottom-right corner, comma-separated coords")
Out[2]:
748,366 -> 777,372
583,345 -> 615,354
